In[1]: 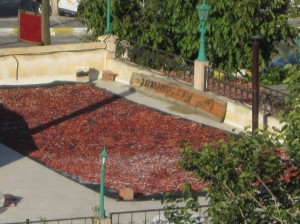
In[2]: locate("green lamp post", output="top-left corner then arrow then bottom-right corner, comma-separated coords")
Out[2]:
99,146 -> 108,218
197,0 -> 210,61
105,0 -> 111,34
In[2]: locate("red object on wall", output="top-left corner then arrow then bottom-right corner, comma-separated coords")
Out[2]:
18,10 -> 42,45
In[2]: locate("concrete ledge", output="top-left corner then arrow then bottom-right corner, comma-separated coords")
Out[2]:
0,42 -> 107,85
130,73 -> 227,122
224,98 -> 283,131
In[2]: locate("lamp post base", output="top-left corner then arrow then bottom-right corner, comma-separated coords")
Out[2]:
194,60 -> 209,92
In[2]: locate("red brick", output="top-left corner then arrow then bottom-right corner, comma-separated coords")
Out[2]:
119,188 -> 134,200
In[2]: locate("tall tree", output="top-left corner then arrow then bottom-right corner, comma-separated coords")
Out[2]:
78,0 -> 296,72
206,0 -> 296,72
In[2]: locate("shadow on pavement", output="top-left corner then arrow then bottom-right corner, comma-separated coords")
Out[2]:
0,104 -> 38,158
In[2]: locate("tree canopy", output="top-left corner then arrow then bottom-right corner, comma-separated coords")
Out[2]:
161,63 -> 300,223
207,0 -> 297,72
78,0 -> 297,72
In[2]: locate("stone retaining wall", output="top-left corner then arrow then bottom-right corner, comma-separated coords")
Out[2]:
0,38 -> 282,131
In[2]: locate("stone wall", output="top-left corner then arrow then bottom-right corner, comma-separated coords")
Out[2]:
0,39 -> 282,131
0,42 -> 107,85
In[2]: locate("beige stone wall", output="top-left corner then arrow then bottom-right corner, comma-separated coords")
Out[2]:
107,59 -> 141,84
0,42 -> 107,84
224,98 -> 283,131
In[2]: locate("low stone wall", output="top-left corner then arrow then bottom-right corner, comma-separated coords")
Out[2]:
130,73 -> 227,122
0,42 -> 108,85
0,40 -> 282,131
224,98 -> 283,131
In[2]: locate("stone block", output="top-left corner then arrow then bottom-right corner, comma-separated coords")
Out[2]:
118,187 -> 134,201
3,194 -> 17,207
102,70 -> 118,82
76,66 -> 90,77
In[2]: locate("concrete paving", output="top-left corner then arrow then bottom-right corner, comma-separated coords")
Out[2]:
0,79 -> 229,224
92,80 -> 240,133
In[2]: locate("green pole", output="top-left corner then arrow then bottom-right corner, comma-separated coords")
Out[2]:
99,147 -> 108,218
197,23 -> 207,61
105,0 -> 111,34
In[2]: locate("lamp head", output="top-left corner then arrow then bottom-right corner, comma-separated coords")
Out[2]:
197,0 -> 210,24
100,147 -> 108,165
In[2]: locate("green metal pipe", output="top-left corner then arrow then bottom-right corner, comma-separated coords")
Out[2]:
99,147 -> 108,218
105,0 -> 111,34
197,23 -> 207,61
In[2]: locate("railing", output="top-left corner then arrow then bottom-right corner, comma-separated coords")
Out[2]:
259,85 -> 290,114
204,66 -> 290,115
115,39 -> 194,83
116,40 -> 290,115
109,206 -> 210,224
4,216 -> 94,224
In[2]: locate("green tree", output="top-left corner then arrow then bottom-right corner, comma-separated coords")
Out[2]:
162,65 -> 300,223
177,131 -> 299,223
77,0 -> 199,58
206,0 -> 296,72
78,0 -> 297,72
281,64 -> 300,171
77,0 -> 106,38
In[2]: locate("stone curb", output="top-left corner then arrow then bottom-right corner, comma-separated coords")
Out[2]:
0,27 -> 87,37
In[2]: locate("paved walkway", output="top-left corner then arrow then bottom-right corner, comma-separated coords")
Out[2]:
0,79 -> 239,224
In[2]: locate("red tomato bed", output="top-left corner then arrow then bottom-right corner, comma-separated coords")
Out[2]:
0,83 -> 226,195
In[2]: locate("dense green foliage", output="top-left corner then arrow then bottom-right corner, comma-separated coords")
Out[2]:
162,66 -> 300,223
207,0 -> 296,72
281,64 -> 300,169
259,63 -> 297,85
178,131 -> 299,223
78,0 -> 199,58
78,0 -> 297,72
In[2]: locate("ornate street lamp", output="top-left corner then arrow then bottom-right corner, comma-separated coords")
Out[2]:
99,146 -> 108,218
105,0 -> 111,34
197,0 -> 210,61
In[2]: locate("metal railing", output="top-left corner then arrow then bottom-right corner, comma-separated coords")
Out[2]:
109,206 -> 210,224
259,85 -> 290,114
115,39 -> 194,83
115,39 -> 290,115
204,66 -> 290,115
4,216 -> 94,224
